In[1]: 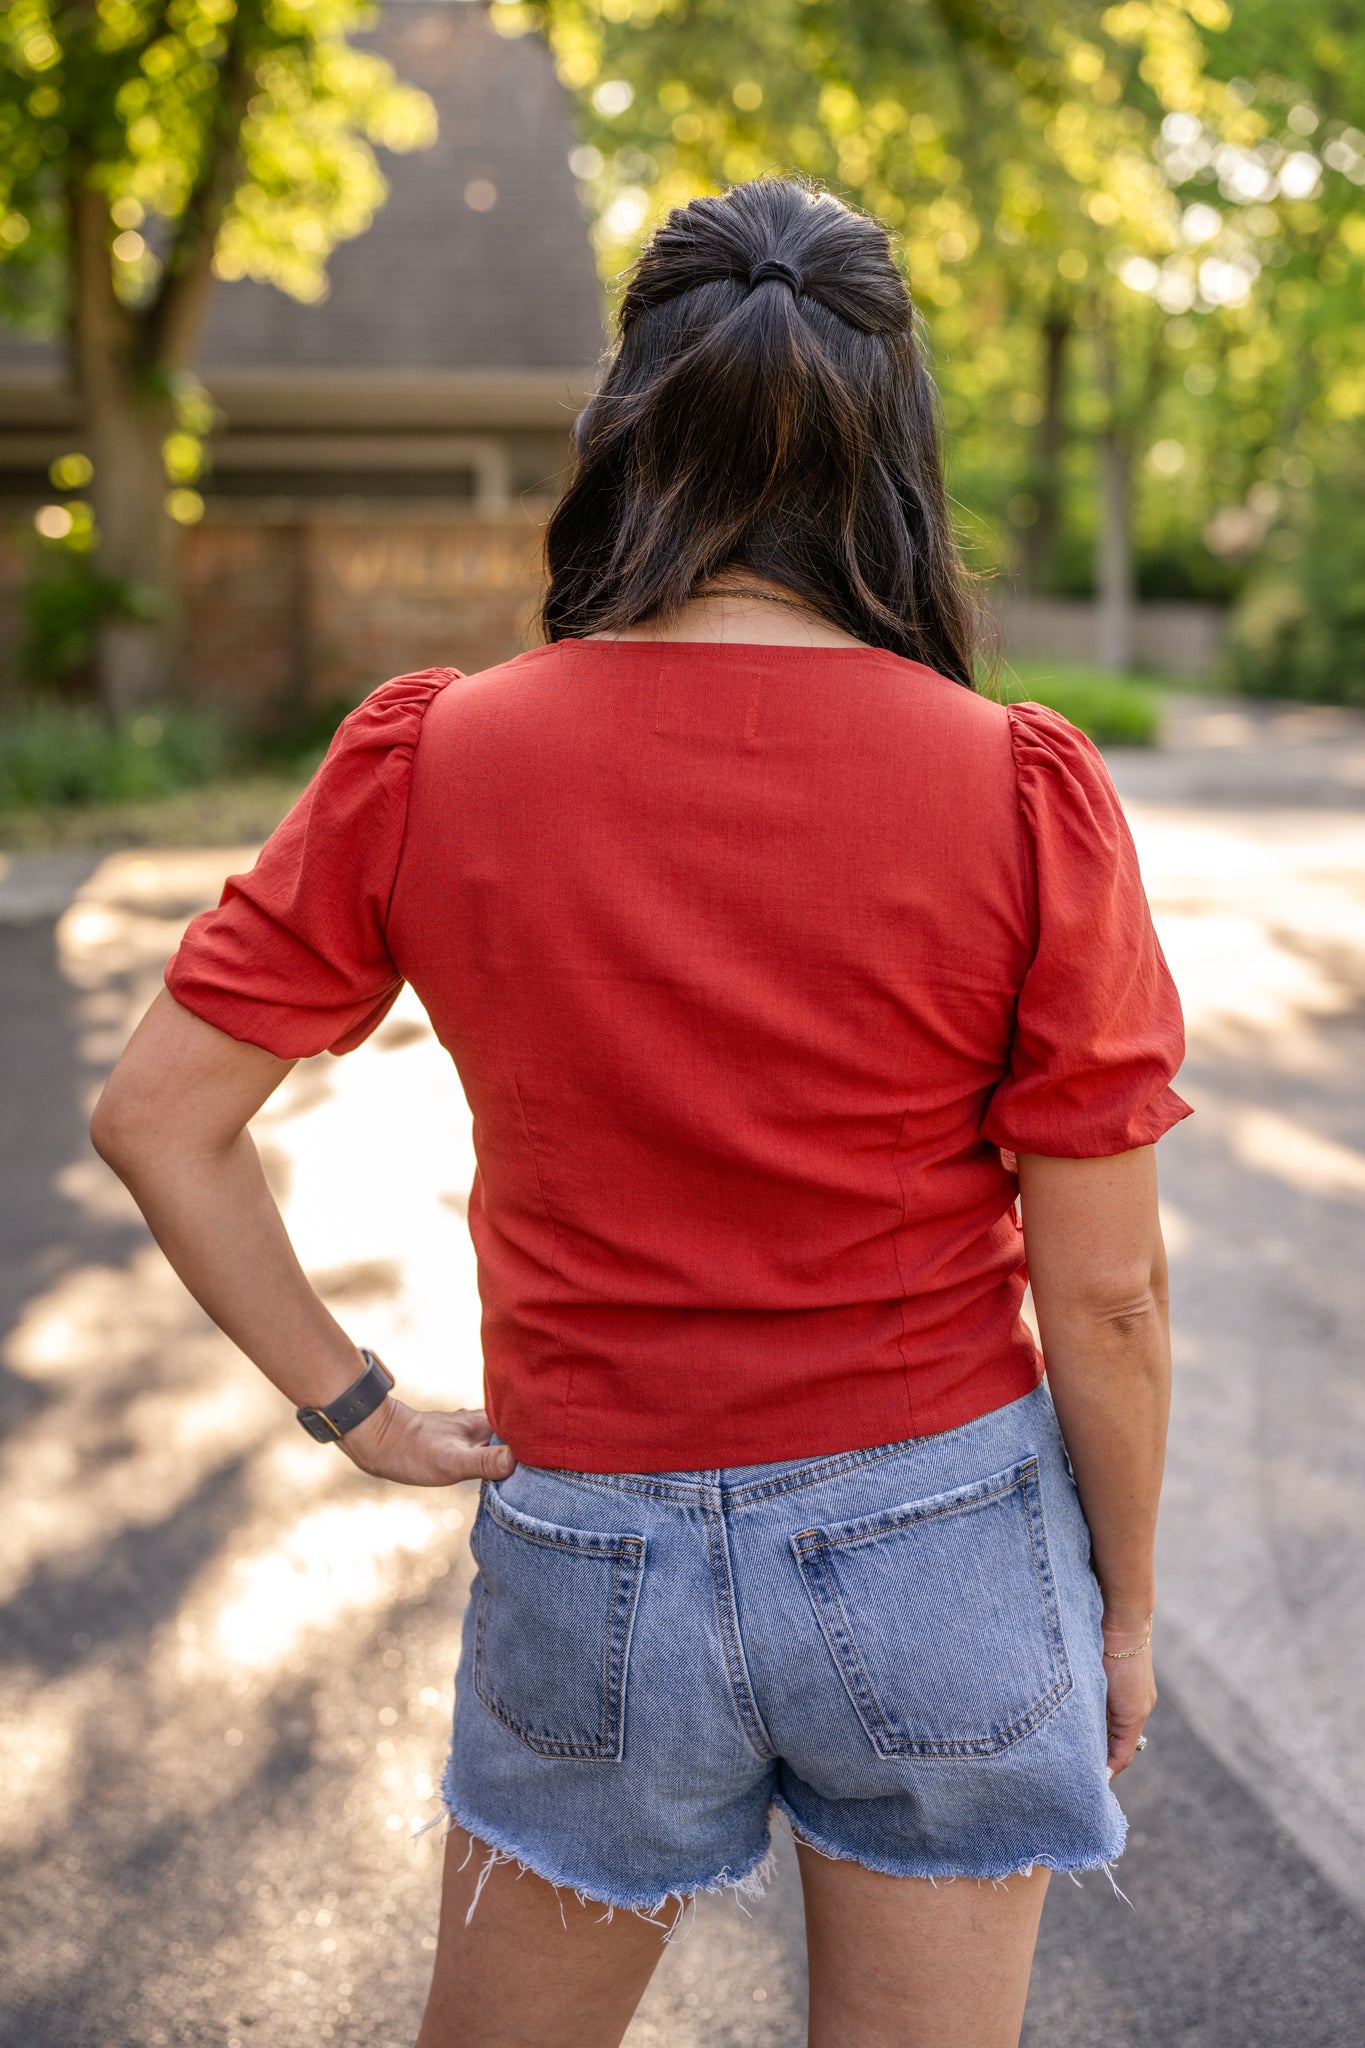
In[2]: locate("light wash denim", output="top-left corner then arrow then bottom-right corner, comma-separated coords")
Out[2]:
438,1384 -> 1126,1918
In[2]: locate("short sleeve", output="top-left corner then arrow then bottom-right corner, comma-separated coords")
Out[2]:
980,701 -> 1192,1158
164,669 -> 454,1059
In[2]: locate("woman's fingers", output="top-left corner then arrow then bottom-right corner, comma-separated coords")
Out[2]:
435,1409 -> 516,1481
431,1412 -> 514,1482
472,1439 -> 516,1481
341,1401 -> 516,1486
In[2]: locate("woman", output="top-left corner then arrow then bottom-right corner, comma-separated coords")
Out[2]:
93,176 -> 1187,2048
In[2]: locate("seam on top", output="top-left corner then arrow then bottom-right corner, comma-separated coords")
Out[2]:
383,667 -> 461,930
884,1106 -> 918,1439
512,1076 -> 578,1469
1002,702 -> 1042,963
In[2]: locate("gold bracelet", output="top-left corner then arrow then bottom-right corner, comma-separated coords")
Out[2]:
1102,1627 -> 1153,1660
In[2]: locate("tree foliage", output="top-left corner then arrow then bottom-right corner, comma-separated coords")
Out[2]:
0,0 -> 435,336
0,0 -> 435,709
523,0 -> 1365,637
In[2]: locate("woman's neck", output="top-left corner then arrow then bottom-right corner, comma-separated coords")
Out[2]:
583,578 -> 868,649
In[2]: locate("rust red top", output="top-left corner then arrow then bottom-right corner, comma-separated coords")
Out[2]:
166,642 -> 1190,1472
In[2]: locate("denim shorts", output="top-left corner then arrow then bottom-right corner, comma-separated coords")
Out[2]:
437,1384 -> 1126,1918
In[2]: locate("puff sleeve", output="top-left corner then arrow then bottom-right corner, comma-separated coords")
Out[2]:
980,701 -> 1191,1158
164,669 -> 454,1059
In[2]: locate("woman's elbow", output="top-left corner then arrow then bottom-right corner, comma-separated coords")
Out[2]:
1095,1289 -> 1164,1344
90,1064 -> 172,1176
1051,1259 -> 1168,1344
89,1077 -> 145,1174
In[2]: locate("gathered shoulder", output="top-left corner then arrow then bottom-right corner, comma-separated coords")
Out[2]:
331,668 -> 461,760
1002,697 -> 1126,838
1004,697 -> 1105,768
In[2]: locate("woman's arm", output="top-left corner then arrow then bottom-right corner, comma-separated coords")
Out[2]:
1015,1145 -> 1169,1774
90,989 -> 513,1486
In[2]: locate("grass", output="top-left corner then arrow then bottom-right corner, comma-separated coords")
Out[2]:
995,661 -> 1170,747
0,770 -> 314,851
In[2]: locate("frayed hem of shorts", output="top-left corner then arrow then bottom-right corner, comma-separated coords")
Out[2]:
771,1793 -> 1132,1902
414,1785 -> 776,1942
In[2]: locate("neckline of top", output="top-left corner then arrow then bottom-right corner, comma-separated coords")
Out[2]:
523,637 -> 916,661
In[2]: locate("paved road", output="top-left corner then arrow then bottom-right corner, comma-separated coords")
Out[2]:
2,697 -> 1364,2046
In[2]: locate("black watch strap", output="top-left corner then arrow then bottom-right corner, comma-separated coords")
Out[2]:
296,1349 -> 395,1443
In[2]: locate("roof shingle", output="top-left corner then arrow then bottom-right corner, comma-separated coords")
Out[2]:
0,1 -> 607,377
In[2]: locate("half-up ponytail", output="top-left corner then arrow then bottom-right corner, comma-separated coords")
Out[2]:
542,175 -> 981,686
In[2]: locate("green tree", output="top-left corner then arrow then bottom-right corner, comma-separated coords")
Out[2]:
0,0 -> 434,712
528,0 -> 1246,661
532,0 -> 1362,670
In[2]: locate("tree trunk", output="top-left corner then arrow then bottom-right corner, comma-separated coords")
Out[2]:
71,184 -> 181,716
64,34 -> 248,715
87,375 -> 178,717
1094,426 -> 1135,673
1018,309 -> 1069,596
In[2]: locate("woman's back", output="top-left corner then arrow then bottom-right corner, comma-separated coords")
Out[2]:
97,174 -> 1181,2047
169,636 -> 1185,1470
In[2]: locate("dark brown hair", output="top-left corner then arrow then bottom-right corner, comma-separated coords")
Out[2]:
541,175 -> 981,686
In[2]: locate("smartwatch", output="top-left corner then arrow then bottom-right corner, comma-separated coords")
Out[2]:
296,1348 -> 394,1443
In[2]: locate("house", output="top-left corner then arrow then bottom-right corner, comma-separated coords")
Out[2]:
0,0 -> 606,709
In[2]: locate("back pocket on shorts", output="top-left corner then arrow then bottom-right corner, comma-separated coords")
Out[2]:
471,1487 -> 646,1760
791,1457 -> 1071,1758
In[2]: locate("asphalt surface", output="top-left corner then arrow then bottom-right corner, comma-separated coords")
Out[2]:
2,695 -> 1364,2046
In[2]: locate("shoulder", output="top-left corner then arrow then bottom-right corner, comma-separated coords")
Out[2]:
1003,698 -> 1105,769
310,669 -> 461,808
868,655 -> 1016,744
1002,699 -> 1123,813
407,647 -> 565,733
332,667 -> 460,757
996,701 -> 1135,880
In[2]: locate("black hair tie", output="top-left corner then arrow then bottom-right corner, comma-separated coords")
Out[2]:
748,257 -> 804,295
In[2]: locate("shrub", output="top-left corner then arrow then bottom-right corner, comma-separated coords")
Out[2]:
0,703 -> 230,813
1225,474 -> 1365,707
18,557 -> 164,691
998,664 -> 1162,746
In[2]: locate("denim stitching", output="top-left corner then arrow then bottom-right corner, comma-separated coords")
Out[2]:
482,1489 -> 632,1556
792,1534 -> 895,1747
544,1434 -> 930,1509
600,1539 -> 646,1757
701,1497 -> 776,1761
601,1547 -> 626,1753
472,1511 -> 646,1761
1019,1464 -> 1071,1693
791,1459 -> 1074,1757
724,1437 -> 926,1506
798,1466 -> 1034,1550
599,1546 -> 643,1754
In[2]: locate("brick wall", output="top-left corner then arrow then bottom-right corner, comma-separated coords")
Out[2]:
0,505 -> 552,716
180,506 -> 551,713
1,515 -> 1232,712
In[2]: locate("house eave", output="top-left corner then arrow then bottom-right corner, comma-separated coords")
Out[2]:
0,365 -> 601,433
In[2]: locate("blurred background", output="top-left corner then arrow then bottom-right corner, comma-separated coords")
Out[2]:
1,3 -> 1364,2044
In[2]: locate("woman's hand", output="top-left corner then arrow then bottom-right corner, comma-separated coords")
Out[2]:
1102,1616 -> 1157,1776
340,1400 -> 516,1488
